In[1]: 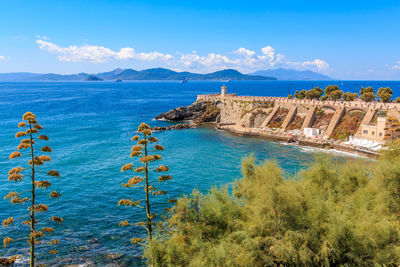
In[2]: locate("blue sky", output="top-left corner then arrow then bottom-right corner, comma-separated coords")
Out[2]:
0,0 -> 399,79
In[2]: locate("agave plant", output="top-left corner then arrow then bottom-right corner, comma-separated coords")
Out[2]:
3,112 -> 62,267
119,123 -> 175,243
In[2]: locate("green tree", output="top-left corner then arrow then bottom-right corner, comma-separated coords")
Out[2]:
377,87 -> 393,103
324,85 -> 344,101
359,86 -> 374,95
305,87 -> 324,100
118,122 -> 174,243
395,97 -> 400,103
360,91 -> 376,102
287,94 -> 293,99
342,92 -> 358,101
294,89 -> 306,99
330,89 -> 344,100
146,151 -> 400,266
3,112 -> 62,266
325,85 -> 339,96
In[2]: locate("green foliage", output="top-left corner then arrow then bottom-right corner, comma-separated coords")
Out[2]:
324,85 -> 343,101
377,87 -> 393,103
294,89 -> 306,99
342,92 -> 358,101
305,87 -> 324,100
287,94 -> 293,99
330,89 -> 344,101
315,107 -> 325,116
360,91 -> 376,102
294,87 -> 323,100
146,150 -> 400,266
325,85 -> 339,95
359,86 -> 374,95
395,97 -> 400,103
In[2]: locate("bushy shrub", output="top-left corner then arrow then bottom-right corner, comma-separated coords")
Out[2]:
146,147 -> 400,266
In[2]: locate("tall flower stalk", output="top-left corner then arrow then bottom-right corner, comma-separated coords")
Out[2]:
3,112 -> 62,267
119,123 -> 174,243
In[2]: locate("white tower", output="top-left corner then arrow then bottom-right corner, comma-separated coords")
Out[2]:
221,85 -> 227,97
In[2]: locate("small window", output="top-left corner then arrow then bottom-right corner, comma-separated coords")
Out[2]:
379,132 -> 383,137
372,131 -> 375,135
363,130 -> 368,134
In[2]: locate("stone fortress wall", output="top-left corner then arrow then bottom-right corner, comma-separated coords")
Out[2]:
197,86 -> 400,143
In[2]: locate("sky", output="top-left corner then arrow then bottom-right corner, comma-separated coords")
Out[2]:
0,0 -> 399,80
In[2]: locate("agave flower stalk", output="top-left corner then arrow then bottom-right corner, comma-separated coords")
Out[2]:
119,122 -> 175,243
3,112 -> 62,267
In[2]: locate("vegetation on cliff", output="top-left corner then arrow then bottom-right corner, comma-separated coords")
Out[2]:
145,144 -> 400,266
268,108 -> 289,128
330,111 -> 365,140
287,115 -> 304,130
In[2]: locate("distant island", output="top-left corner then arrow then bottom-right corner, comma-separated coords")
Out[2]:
0,68 -> 276,82
84,75 -> 104,81
250,68 -> 333,81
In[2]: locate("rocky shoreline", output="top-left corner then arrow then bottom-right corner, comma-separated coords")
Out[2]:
153,100 -> 220,131
154,100 -> 379,158
152,123 -> 199,131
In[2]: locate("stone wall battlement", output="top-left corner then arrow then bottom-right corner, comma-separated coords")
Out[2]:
197,94 -> 400,111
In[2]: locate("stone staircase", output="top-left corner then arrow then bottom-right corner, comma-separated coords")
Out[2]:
301,106 -> 317,129
282,105 -> 297,129
261,105 -> 279,128
325,107 -> 345,138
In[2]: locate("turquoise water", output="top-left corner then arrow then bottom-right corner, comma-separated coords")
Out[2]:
0,81 -> 393,265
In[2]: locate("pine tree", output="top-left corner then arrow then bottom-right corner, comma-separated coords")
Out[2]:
119,122 -> 174,243
3,112 -> 62,267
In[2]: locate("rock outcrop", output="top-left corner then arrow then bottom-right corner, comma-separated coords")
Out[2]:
152,123 -> 198,131
155,101 -> 220,123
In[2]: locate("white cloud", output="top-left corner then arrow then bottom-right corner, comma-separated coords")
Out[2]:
177,52 -> 236,70
35,38 -> 330,73
234,47 -> 256,57
392,61 -> 400,70
302,59 -> 330,71
175,46 -> 327,73
0,56 -> 5,61
36,39 -> 174,63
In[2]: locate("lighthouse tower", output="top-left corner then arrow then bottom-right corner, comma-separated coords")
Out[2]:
221,85 -> 227,97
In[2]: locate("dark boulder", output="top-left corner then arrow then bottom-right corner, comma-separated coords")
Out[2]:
155,101 -> 208,121
155,100 -> 220,123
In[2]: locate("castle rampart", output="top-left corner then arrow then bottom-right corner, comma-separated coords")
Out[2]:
197,86 -> 400,149
197,94 -> 400,111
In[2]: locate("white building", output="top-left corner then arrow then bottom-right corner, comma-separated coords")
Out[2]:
304,127 -> 319,138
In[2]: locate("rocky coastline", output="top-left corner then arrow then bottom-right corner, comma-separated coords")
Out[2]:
153,100 -> 220,131
154,98 -> 380,158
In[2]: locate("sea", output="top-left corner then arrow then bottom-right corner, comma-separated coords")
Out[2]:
0,80 -> 399,266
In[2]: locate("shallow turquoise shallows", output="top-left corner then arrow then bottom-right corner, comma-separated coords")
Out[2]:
0,81 -> 390,265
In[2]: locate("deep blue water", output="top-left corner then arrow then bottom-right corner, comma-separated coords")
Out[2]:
0,81 -> 397,265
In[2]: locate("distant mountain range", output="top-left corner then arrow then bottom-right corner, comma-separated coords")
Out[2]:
0,67 -> 334,81
0,68 -> 276,81
250,68 -> 333,81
